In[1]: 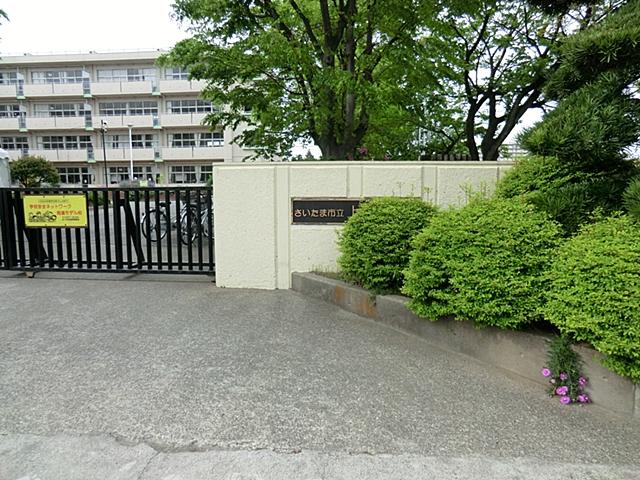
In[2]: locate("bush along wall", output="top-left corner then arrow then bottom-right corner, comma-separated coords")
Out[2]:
338,197 -> 437,293
496,155 -> 636,235
623,176 -> 640,221
543,215 -> 640,383
402,197 -> 562,329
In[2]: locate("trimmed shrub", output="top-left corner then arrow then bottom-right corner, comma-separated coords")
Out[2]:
623,176 -> 640,221
497,156 -> 635,235
495,156 -> 580,200
543,215 -> 640,382
338,197 -> 437,293
528,176 -> 629,235
402,197 -> 561,329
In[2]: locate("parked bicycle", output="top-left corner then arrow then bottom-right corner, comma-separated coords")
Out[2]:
140,201 -> 171,241
178,192 -> 212,245
140,192 -> 212,245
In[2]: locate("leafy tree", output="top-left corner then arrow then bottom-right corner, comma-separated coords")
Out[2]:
163,0 -> 450,160
521,0 -> 640,169
417,0 -> 619,161
426,1 -> 558,161
10,156 -> 60,187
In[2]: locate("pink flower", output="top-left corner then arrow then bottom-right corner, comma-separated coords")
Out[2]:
549,378 -> 556,384
578,377 -> 588,386
560,372 -> 568,381
577,394 -> 590,403
560,396 -> 571,405
555,386 -> 568,396
541,368 -> 551,377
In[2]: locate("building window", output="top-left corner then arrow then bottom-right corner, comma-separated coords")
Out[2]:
0,71 -> 19,85
99,102 -> 127,116
0,104 -> 21,118
32,70 -> 84,84
106,134 -> 156,149
165,67 -> 189,80
98,101 -> 158,116
170,165 -> 213,184
133,166 -> 154,180
170,165 -> 197,184
128,101 -> 158,116
199,165 -> 213,183
169,132 -> 222,148
107,135 -> 123,149
108,166 -> 130,184
169,133 -> 196,148
1,136 -> 28,150
131,134 -> 155,148
97,68 -> 157,83
167,99 -> 215,114
39,135 -> 92,150
199,131 -> 223,147
57,167 -> 92,185
34,103 -> 89,118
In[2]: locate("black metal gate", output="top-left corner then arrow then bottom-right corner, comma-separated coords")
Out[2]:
0,186 -> 214,275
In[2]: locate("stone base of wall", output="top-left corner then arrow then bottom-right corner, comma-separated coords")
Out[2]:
291,272 -> 638,419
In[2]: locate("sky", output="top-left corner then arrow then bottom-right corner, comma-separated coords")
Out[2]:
0,0 -> 188,55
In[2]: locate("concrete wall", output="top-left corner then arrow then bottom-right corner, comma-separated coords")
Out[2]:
213,161 -> 514,289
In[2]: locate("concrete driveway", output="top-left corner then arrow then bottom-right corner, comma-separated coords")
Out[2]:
0,273 -> 638,479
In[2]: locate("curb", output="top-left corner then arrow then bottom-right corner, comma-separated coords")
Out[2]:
291,272 -> 638,419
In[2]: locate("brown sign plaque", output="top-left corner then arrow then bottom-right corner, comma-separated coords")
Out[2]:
292,198 -> 363,224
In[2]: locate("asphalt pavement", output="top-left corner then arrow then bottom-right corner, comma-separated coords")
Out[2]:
0,272 -> 638,479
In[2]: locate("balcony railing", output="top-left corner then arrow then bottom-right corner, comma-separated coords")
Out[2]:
28,148 -> 94,162
162,146 -> 225,161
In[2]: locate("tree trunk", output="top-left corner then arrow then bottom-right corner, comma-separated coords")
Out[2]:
465,110 -> 481,161
317,137 -> 356,160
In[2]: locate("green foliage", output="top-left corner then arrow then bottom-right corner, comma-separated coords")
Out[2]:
9,156 -> 59,187
545,0 -> 640,98
544,336 -> 589,404
338,197 -> 437,293
402,197 -> 561,329
497,155 -> 636,234
422,0 -> 562,161
522,0 -> 640,175
163,0 -> 443,160
623,176 -> 640,220
520,77 -> 640,170
543,215 -> 640,382
525,0 -> 582,14
529,176 -> 631,234
496,156 -> 580,199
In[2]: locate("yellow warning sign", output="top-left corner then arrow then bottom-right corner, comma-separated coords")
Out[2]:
23,194 -> 88,228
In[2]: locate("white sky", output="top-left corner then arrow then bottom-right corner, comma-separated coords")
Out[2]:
0,0 -> 188,55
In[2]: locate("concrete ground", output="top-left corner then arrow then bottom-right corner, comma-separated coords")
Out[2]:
0,272 -> 638,479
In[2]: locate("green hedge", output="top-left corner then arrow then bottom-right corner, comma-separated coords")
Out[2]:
496,156 -> 634,235
495,156 -> 580,199
623,177 -> 640,221
543,215 -> 640,382
337,197 -> 437,293
402,197 -> 561,329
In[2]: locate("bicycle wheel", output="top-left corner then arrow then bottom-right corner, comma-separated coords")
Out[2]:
179,205 -> 200,245
142,209 -> 169,241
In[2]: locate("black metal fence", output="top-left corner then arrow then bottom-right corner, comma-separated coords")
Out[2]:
0,186 -> 214,275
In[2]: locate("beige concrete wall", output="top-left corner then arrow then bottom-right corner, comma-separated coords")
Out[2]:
213,161 -> 514,290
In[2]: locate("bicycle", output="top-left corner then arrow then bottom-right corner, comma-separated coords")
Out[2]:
178,193 -> 213,245
140,202 -> 171,241
140,192 -> 213,244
